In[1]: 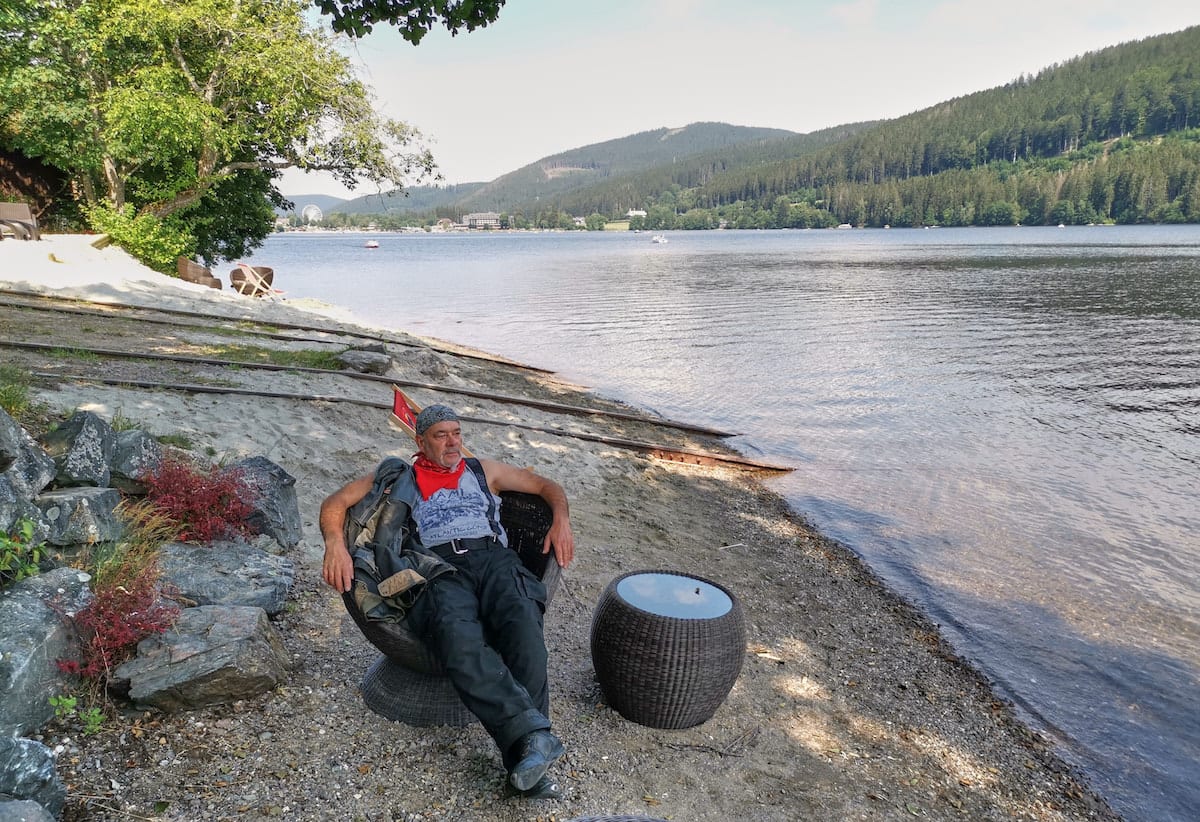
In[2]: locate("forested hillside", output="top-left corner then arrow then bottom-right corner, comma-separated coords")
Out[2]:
661,24 -> 1200,229
336,182 -> 485,215
540,121 -> 877,218
449,122 -> 801,213
344,122 -> 803,219
319,24 -> 1200,230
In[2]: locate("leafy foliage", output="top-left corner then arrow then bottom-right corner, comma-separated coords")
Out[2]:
49,694 -> 77,721
0,0 -> 436,266
49,694 -> 105,734
84,203 -> 194,274
315,0 -> 506,40
143,455 -> 256,542
0,518 -> 43,591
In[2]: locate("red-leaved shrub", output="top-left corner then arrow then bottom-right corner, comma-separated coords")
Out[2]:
57,576 -> 179,682
143,455 -> 256,542
56,502 -> 180,688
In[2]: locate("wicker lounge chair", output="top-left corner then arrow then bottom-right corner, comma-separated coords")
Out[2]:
352,490 -> 562,726
175,257 -> 222,289
346,490 -> 560,674
0,202 -> 40,241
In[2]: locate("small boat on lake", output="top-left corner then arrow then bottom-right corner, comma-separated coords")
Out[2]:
651,234 -> 668,244
364,239 -> 380,248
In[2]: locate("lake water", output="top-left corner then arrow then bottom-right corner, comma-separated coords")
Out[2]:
245,225 -> 1199,821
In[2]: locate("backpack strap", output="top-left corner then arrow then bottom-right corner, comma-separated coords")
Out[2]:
464,457 -> 502,539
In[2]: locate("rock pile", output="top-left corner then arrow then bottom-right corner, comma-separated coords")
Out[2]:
0,408 -> 302,820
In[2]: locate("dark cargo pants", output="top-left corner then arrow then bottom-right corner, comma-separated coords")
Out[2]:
410,538 -> 551,759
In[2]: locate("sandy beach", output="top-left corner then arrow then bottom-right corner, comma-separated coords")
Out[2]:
1,235 -> 1117,821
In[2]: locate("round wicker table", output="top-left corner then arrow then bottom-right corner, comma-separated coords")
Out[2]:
590,569 -> 745,729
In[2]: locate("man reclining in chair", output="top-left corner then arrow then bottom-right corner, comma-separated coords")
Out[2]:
319,404 -> 575,800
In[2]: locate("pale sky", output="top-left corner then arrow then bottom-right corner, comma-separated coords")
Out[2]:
279,0 -> 1200,198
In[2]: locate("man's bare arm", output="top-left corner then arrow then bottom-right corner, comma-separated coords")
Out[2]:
481,459 -> 575,568
319,474 -> 373,593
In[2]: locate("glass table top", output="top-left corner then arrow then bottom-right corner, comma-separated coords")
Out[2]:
616,572 -> 732,619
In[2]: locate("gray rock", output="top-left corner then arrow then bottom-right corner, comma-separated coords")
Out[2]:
0,408 -> 21,474
231,456 -> 302,550
114,605 -> 290,712
37,411 -> 115,488
159,539 -> 295,616
0,429 -> 55,501
0,797 -> 56,821
335,349 -> 393,375
0,738 -> 64,819
109,429 -> 163,494
32,487 -> 123,546
0,567 -> 93,738
0,477 -> 49,544
404,348 -> 450,381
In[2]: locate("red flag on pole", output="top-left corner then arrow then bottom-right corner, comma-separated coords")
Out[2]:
392,386 -> 419,432
389,386 -> 472,456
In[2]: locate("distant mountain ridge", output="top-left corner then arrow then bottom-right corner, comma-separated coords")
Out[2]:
283,24 -> 1200,227
283,122 -> 801,216
451,122 -> 799,213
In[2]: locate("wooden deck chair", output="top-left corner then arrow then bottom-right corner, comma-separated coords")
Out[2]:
230,263 -> 279,299
0,202 -> 40,241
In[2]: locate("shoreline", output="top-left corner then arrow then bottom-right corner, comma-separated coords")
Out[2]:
2,236 -> 1117,821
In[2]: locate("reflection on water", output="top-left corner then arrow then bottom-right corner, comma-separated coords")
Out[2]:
249,225 -> 1200,821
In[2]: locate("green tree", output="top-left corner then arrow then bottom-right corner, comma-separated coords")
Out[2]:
316,0 -> 505,40
678,208 -> 714,230
644,205 -> 676,231
980,201 -> 1021,226
772,195 -> 791,227
0,0 -> 435,267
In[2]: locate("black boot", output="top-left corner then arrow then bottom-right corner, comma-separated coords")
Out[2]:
505,774 -> 563,800
507,729 -> 565,792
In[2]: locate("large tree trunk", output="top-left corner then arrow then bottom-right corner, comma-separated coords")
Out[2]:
103,157 -> 126,211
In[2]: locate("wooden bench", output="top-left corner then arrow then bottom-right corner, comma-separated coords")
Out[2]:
0,202 -> 40,241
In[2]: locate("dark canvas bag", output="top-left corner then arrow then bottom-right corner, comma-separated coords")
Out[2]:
343,457 -> 453,623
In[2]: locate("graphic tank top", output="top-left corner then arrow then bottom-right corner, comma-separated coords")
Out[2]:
412,463 -> 508,547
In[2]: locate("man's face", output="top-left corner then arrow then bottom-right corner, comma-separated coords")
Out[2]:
418,420 -> 463,469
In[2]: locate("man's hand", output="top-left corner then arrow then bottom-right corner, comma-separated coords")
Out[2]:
480,458 -> 576,569
322,541 -> 354,593
318,474 -> 373,594
545,516 -> 575,568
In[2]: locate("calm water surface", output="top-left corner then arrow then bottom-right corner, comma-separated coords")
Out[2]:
247,226 -> 1199,821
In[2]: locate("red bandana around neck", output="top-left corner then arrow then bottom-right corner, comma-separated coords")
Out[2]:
413,454 -> 466,500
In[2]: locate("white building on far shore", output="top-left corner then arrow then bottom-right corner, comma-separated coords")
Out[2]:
463,212 -> 501,229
